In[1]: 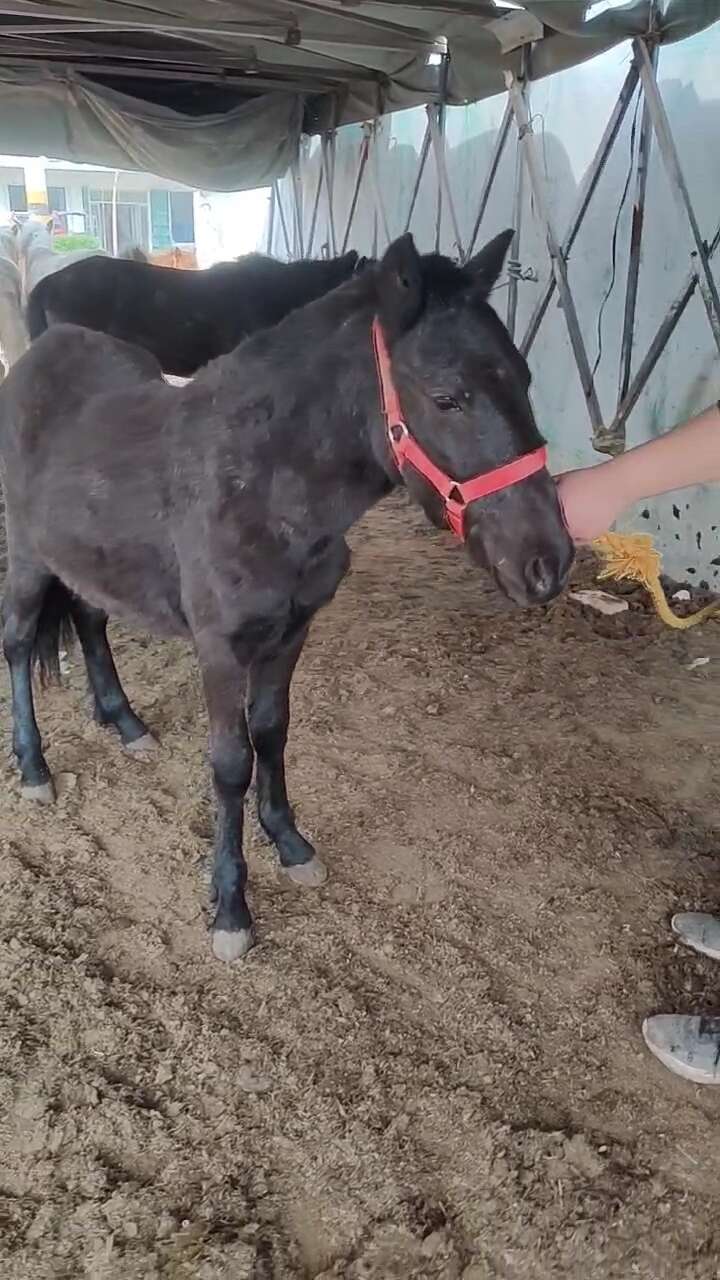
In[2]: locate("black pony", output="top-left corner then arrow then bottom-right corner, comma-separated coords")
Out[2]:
26,249 -> 362,376
1,230 -> 573,961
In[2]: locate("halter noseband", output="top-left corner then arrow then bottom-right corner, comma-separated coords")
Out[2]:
371,317 -> 547,542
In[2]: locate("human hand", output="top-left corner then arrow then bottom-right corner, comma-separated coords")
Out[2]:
555,462 -> 627,545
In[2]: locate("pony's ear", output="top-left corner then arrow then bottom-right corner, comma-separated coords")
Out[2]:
338,249 -> 358,270
465,228 -> 514,297
375,233 -> 423,342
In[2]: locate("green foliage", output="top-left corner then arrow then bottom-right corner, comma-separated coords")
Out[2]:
52,233 -> 101,253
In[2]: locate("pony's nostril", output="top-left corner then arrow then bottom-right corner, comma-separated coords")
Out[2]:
525,556 -> 556,598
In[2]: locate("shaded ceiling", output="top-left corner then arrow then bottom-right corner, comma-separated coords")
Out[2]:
0,1 -> 717,189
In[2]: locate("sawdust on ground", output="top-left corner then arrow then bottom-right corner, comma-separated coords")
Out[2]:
2,493 -> 720,1279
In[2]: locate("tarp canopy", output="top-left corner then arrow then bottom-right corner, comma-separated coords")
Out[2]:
0,1 -> 717,190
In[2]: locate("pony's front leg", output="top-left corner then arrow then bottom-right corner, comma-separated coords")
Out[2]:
198,635 -> 255,962
247,626 -> 326,887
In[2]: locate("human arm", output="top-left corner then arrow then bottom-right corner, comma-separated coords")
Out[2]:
556,402 -> 720,544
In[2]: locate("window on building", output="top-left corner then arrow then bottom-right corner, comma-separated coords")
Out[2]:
150,188 -> 195,250
7,183 -> 27,212
87,187 -> 150,254
46,185 -> 67,213
170,191 -> 194,244
149,188 -> 171,250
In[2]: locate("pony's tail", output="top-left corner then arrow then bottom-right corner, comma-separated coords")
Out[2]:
25,286 -> 48,341
32,580 -> 75,686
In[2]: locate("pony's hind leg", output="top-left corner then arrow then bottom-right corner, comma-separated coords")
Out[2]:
247,627 -> 326,887
197,634 -> 255,962
2,567 -> 56,802
68,597 -> 155,754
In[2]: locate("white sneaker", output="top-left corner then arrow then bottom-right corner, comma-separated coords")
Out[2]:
671,912 -> 720,961
643,1014 -> 720,1084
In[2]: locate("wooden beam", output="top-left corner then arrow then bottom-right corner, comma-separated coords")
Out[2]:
0,54 -> 320,93
0,31 -> 381,82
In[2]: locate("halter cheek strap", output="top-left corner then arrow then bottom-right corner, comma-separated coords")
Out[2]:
371,316 -> 547,541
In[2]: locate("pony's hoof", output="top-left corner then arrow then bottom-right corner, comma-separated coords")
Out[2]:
125,733 -> 158,760
21,780 -> 55,805
282,856 -> 328,888
212,928 -> 255,963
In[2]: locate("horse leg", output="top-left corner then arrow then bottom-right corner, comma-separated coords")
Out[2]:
2,568 -> 55,802
247,627 -> 326,887
68,597 -> 154,754
198,636 -> 255,962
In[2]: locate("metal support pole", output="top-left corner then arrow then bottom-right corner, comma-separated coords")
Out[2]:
520,59 -> 640,355
507,70 -> 604,439
603,220 -> 720,447
507,132 -> 524,339
615,39 -> 656,425
507,54 -> 530,340
433,53 -> 449,253
368,123 -> 392,249
341,128 -> 370,253
403,120 -> 431,235
427,102 -> 464,259
266,183 -> 276,256
290,156 -> 304,259
636,36 -> 720,353
111,169 -> 119,257
275,180 -> 293,261
507,48 -> 531,338
464,98 -> 512,262
305,161 -> 324,259
329,131 -> 338,256
320,132 -> 338,257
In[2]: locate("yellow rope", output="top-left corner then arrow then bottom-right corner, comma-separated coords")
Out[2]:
591,532 -> 720,630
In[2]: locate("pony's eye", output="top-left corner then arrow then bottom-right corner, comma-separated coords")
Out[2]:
432,394 -> 461,412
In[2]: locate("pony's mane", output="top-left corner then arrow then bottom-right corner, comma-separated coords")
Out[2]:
419,253 -> 475,305
350,250 -> 469,304
418,249 -> 528,374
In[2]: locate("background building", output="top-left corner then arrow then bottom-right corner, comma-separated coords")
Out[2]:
0,156 -> 270,264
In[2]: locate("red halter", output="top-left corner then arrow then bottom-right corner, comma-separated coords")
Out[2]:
371,317 -> 547,542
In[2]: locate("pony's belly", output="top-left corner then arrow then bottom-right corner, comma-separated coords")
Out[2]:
41,538 -> 188,637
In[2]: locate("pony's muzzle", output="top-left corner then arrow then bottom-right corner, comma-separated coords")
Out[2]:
465,470 -> 575,606
523,553 -> 567,604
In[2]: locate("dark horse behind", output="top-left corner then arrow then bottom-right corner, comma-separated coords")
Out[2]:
25,249 -> 363,376
1,230 -> 574,962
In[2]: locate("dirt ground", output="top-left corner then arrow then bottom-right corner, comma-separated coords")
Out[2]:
2,492 -> 720,1280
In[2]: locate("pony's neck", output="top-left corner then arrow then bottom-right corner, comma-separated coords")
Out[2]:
217,271 -> 402,540
303,295 -> 400,532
